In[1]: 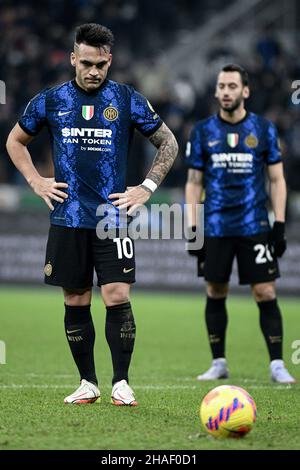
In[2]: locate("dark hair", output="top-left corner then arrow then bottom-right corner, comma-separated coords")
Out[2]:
221,64 -> 249,86
75,23 -> 114,49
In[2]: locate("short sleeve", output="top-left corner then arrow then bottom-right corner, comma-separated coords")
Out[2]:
18,90 -> 48,136
185,124 -> 205,170
265,121 -> 282,165
130,89 -> 163,137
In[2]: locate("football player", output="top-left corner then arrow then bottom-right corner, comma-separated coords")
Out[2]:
185,64 -> 295,384
7,23 -> 178,405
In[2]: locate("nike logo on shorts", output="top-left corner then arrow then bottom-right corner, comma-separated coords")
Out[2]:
123,268 -> 134,273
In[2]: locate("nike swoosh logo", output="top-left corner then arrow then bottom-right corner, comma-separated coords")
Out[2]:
208,140 -> 221,147
123,268 -> 134,273
66,329 -> 81,334
58,110 -> 73,116
268,269 -> 276,274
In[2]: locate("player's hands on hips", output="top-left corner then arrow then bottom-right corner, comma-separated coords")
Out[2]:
271,221 -> 287,258
30,176 -> 68,210
108,185 -> 152,215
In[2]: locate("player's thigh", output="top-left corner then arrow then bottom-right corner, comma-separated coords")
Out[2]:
204,237 -> 236,283
92,234 -> 136,287
236,232 -> 280,285
44,225 -> 94,289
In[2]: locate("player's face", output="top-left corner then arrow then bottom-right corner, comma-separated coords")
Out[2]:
215,72 -> 249,112
71,43 -> 112,92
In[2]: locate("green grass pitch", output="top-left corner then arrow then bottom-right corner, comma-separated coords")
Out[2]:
0,287 -> 299,450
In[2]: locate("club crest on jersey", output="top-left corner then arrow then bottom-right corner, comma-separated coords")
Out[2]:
103,106 -> 118,121
245,134 -> 258,148
227,133 -> 239,148
82,105 -> 94,120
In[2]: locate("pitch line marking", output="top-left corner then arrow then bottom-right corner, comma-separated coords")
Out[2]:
0,384 -> 293,390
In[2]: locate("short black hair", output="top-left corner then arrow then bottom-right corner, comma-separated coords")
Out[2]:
221,64 -> 249,87
75,23 -> 114,49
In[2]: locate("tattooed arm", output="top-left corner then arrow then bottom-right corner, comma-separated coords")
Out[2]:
109,122 -> 178,213
145,122 -> 178,187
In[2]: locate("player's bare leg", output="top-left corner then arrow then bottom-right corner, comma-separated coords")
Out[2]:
197,282 -> 229,381
64,288 -> 92,306
101,282 -> 138,406
207,282 -> 229,298
63,288 -> 101,404
251,282 -> 296,384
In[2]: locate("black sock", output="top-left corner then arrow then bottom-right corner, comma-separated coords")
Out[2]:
205,296 -> 228,359
257,299 -> 283,361
64,304 -> 97,385
105,302 -> 136,386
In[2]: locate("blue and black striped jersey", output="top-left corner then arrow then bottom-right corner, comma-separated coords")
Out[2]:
19,79 -> 162,228
185,112 -> 282,237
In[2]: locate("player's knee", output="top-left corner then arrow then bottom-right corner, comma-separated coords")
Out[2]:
63,288 -> 92,306
102,283 -> 130,306
252,283 -> 276,302
206,283 -> 228,298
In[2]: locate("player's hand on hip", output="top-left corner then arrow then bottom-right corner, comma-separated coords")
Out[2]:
271,221 -> 287,258
108,185 -> 152,215
30,176 -> 68,210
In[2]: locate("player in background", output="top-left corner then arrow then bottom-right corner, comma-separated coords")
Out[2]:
185,64 -> 295,384
7,23 -> 178,405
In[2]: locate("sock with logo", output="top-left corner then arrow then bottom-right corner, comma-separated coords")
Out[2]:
105,302 -> 136,385
205,296 -> 228,359
64,304 -> 97,385
257,299 -> 283,360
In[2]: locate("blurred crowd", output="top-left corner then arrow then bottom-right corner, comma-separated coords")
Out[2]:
0,0 -> 300,200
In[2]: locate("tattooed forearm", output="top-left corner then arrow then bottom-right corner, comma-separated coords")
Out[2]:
147,122 -> 178,186
187,169 -> 203,184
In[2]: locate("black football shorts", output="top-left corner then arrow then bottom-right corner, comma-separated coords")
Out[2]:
44,225 -> 135,289
204,232 -> 280,285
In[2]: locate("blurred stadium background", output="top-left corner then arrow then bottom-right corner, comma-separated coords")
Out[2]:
0,0 -> 300,294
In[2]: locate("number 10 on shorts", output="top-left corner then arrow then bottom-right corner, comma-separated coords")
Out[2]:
113,238 -> 134,259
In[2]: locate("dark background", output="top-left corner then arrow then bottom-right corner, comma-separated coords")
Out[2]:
1,0 -> 300,200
